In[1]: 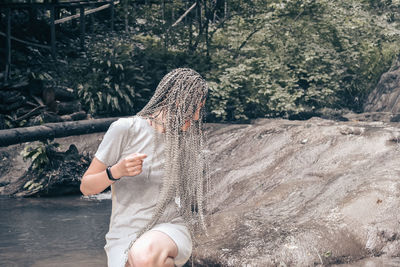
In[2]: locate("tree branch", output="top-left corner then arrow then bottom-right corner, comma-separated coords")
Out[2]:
238,26 -> 264,51
171,2 -> 197,27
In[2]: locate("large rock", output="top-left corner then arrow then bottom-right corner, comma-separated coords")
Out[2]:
193,118 -> 400,266
364,56 -> 400,113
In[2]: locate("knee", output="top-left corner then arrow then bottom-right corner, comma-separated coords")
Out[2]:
129,241 -> 160,267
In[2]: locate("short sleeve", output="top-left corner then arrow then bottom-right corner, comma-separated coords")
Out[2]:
94,118 -> 132,166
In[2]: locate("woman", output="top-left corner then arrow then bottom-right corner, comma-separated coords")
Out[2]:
80,68 -> 210,267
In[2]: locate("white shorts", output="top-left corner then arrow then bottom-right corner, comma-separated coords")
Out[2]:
114,222 -> 192,267
150,223 -> 192,267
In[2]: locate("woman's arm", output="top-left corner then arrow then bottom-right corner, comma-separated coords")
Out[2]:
80,153 -> 147,196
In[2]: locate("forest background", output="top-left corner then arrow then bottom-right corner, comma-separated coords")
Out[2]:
2,0 -> 400,125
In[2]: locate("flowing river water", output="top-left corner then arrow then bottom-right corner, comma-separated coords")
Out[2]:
0,192 -> 111,267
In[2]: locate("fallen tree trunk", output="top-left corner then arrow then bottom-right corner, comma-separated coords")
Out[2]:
0,117 -> 120,147
54,86 -> 75,101
60,110 -> 87,121
55,100 -> 82,115
0,96 -> 26,112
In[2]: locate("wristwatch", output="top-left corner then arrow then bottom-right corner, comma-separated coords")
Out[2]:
106,166 -> 119,181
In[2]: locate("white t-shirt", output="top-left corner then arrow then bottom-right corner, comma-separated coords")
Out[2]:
95,116 -> 191,267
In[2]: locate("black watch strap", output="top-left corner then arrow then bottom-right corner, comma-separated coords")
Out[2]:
106,166 -> 119,181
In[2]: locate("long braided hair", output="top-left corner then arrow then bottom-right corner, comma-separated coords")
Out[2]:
123,68 -> 210,263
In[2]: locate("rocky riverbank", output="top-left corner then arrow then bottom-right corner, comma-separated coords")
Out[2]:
1,117 -> 399,266
193,117 -> 400,266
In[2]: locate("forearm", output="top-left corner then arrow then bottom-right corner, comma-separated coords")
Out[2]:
80,165 -> 120,196
80,153 -> 146,196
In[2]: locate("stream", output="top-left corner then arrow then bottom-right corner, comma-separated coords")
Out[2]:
0,192 -> 111,267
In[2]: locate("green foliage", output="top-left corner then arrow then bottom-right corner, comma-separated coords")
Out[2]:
115,0 -> 226,58
4,115 -> 27,128
67,33 -> 210,116
206,0 -> 400,121
26,0 -> 398,122
8,0 -> 400,124
21,140 -> 59,173
73,35 -> 143,115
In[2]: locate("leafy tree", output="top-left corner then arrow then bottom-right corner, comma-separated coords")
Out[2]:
206,0 -> 400,121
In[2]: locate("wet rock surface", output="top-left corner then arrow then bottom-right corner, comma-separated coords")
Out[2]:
364,56 -> 400,113
193,118 -> 400,266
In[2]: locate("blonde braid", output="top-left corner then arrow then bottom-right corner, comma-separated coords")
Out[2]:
123,68 -> 210,265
